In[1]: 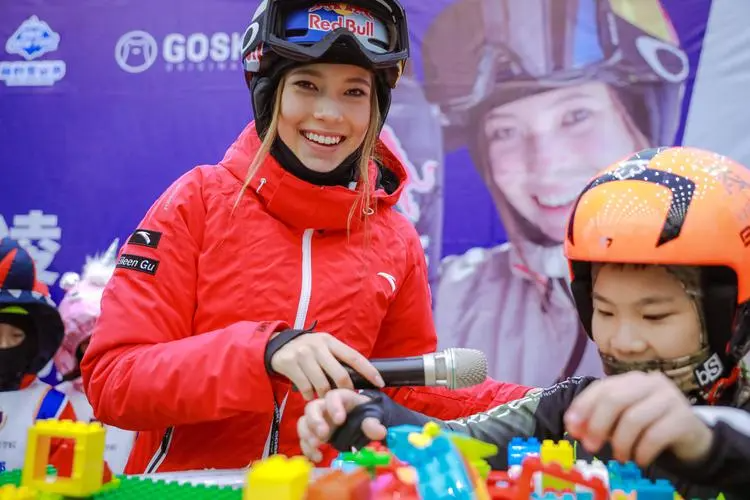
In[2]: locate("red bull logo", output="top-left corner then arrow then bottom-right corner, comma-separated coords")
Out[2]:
308,13 -> 375,38
379,124 -> 438,225
309,3 -> 375,19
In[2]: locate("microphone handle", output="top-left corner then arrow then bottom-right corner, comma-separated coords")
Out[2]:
346,356 -> 427,389
291,356 -> 427,391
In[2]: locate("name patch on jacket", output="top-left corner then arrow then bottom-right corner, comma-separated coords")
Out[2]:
128,229 -> 162,249
116,254 -> 159,276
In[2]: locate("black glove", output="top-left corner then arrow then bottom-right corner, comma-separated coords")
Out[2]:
263,321 -> 317,375
329,389 -> 433,452
329,390 -> 387,451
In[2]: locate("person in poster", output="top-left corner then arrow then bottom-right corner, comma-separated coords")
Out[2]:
423,0 -> 690,385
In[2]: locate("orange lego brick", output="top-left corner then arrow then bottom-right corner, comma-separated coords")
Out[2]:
307,469 -> 372,500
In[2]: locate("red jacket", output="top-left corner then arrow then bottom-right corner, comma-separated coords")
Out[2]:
81,123 -> 531,474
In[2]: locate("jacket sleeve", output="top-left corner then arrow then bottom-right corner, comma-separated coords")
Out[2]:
330,379 -> 586,469
81,168 -> 289,431
372,221 -> 532,420
655,407 -> 750,496
441,377 -> 591,469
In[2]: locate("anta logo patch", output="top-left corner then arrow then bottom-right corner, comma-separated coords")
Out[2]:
116,253 -> 159,276
128,229 -> 162,249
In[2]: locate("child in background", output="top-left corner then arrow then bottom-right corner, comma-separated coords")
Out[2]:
0,237 -> 77,473
55,239 -> 135,475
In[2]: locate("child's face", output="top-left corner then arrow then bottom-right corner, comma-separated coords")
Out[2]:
0,322 -> 25,349
591,265 -> 702,362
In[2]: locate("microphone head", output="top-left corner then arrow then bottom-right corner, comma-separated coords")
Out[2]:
444,348 -> 488,389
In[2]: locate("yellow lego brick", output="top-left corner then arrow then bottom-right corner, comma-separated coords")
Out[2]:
407,432 -> 432,449
407,422 -> 443,449
448,434 -> 498,462
0,485 -> 31,500
540,440 -> 574,467
0,484 -> 62,500
244,455 -> 312,500
30,420 -> 104,439
21,419 -> 106,498
469,459 -> 491,480
422,422 -> 441,438
540,440 -> 574,491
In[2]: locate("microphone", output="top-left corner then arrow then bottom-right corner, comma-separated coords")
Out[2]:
326,348 -> 488,390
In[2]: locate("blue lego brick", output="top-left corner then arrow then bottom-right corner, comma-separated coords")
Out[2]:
507,436 -> 541,467
609,477 -> 676,499
609,480 -> 635,493
630,478 -> 675,499
607,461 -> 642,483
330,458 -> 363,473
387,426 -> 475,500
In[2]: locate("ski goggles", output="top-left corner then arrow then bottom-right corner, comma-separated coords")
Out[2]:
259,1 -> 408,83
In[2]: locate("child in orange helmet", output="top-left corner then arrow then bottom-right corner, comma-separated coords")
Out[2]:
298,147 -> 750,499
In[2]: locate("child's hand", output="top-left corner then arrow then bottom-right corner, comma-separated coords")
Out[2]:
564,371 -> 713,467
297,389 -> 386,462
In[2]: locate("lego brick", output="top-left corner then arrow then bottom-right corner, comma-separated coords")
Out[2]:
530,493 -> 577,499
0,485 -> 43,500
96,477 -> 241,499
21,420 -> 107,498
574,460 -> 609,490
244,455 -> 311,500
607,461 -> 643,484
540,440 -> 574,491
515,456 -> 610,500
628,477 -> 675,500
371,472 -> 419,500
340,447 -> 391,469
307,469 -> 371,500
610,490 -> 637,500
507,437 -> 541,467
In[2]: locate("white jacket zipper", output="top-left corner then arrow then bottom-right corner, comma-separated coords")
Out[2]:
262,228 -> 314,458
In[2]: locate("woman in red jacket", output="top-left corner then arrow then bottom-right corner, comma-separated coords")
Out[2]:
81,0 -> 531,474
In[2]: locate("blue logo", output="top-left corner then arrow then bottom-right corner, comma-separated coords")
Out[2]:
1,15 -> 66,87
5,15 -> 61,61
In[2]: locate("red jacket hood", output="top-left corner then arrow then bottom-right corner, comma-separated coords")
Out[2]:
219,122 -> 407,230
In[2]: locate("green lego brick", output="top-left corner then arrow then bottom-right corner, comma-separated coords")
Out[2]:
0,471 -> 244,499
92,477 -> 243,499
0,465 -> 56,486
340,447 -> 391,468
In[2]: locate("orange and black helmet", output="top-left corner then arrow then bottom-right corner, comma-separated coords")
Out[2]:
565,147 -> 750,399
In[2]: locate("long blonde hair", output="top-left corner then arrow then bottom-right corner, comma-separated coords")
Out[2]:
234,71 -> 382,235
